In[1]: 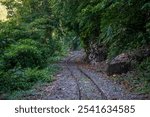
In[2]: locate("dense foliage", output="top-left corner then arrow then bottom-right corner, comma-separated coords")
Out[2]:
0,0 -> 64,96
55,0 -> 150,57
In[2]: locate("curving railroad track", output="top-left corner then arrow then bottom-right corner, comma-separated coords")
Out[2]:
44,51 -> 139,100
65,54 -> 107,100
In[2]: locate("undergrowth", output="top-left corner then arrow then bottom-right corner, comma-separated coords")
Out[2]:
111,58 -> 150,94
0,64 -> 60,99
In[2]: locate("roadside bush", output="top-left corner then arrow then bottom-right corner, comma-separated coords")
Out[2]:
0,67 -> 52,93
3,39 -> 46,69
24,68 -> 52,83
138,58 -> 150,86
118,58 -> 150,93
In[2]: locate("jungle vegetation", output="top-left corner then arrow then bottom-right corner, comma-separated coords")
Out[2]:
0,0 -> 150,98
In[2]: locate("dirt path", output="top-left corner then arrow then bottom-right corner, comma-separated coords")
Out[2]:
37,51 -> 140,100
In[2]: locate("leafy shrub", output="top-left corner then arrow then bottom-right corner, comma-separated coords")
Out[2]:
113,58 -> 150,94
0,68 -> 30,92
3,39 -> 46,69
128,58 -> 150,93
18,39 -> 40,46
0,67 -> 53,93
24,68 -> 52,83
138,58 -> 150,83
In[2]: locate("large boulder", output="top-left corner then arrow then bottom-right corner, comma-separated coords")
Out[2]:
106,53 -> 131,76
106,46 -> 150,75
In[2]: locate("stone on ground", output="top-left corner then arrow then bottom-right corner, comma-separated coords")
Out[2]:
106,53 -> 131,76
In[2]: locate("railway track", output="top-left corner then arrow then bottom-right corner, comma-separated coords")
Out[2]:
65,54 -> 107,100
65,55 -> 82,100
77,67 -> 107,99
46,51 -> 143,100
